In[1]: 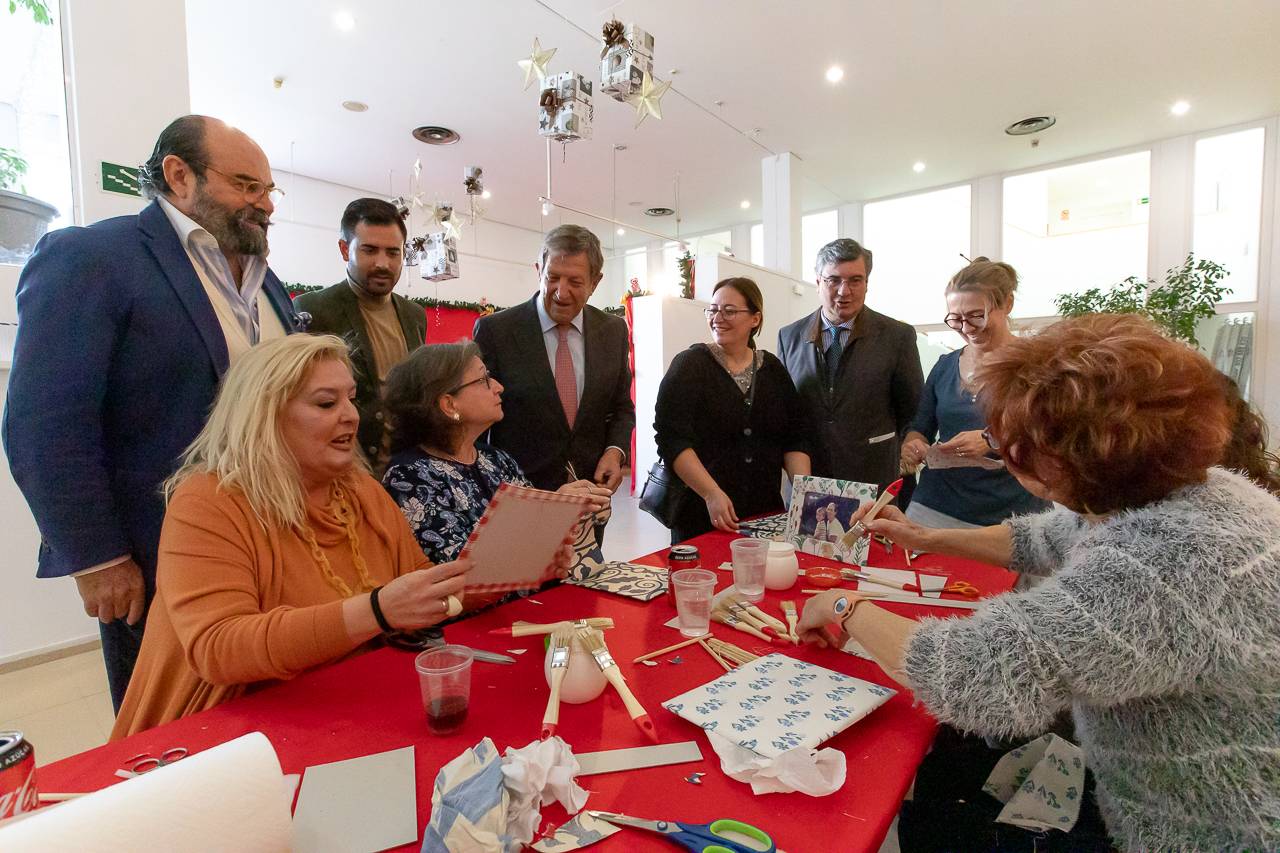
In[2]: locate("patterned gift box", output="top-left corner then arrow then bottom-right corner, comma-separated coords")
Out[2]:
419,232 -> 458,282
662,654 -> 895,759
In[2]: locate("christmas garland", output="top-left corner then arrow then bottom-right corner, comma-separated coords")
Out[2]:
285,284 -> 623,316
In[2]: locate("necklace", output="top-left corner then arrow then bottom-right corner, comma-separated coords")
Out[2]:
424,444 -> 479,465
300,482 -> 377,598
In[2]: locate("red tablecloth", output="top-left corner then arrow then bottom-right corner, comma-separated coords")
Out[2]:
36,534 -> 1016,853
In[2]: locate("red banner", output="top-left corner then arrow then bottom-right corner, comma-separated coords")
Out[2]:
425,306 -> 483,343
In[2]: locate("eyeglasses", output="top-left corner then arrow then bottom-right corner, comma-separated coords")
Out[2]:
195,162 -> 285,204
448,371 -> 494,394
820,275 -> 865,289
703,306 -> 757,320
943,309 -> 989,331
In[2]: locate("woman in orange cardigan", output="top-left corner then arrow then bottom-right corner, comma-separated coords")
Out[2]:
112,334 -> 473,737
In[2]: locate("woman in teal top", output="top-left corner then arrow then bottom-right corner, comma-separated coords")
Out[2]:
900,259 -> 1049,527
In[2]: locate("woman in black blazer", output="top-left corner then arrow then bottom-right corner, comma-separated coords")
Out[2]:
654,277 -> 812,543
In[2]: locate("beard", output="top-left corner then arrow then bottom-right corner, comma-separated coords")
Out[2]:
190,182 -> 271,256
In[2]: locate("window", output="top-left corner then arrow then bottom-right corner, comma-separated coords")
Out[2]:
1199,311 -> 1255,399
1002,151 -> 1150,318
0,2 -> 74,260
750,224 -> 763,266
862,185 -> 972,325
689,230 -> 731,256
1193,127 -> 1264,303
801,210 -> 838,276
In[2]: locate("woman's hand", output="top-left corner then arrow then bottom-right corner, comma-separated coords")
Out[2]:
375,558 -> 471,629
796,589 -> 870,648
557,479 -> 613,513
900,436 -> 929,472
935,429 -> 990,460
553,542 -> 576,580
705,489 -> 739,532
849,504 -> 933,553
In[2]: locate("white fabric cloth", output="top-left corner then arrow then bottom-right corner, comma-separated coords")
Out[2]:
982,734 -> 1086,833
706,730 -> 845,797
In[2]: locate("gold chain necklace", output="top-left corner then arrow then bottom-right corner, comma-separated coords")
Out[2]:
300,482 -> 378,598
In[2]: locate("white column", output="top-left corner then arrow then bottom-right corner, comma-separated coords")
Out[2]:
645,238 -> 666,294
1257,117 -> 1280,440
837,202 -> 863,244
729,223 -> 752,261
1147,134 -> 1195,280
761,152 -> 803,279
972,175 -> 1003,260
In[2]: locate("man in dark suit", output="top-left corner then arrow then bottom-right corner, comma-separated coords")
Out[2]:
472,224 -> 634,496
777,238 -> 923,491
2,115 -> 299,709
293,198 -> 426,474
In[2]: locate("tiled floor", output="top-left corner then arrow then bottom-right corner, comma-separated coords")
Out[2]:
0,494 -> 902,852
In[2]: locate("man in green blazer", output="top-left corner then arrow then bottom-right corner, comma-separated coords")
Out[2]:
294,198 -> 426,474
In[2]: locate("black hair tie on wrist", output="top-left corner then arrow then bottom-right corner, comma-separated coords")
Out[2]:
369,585 -> 396,634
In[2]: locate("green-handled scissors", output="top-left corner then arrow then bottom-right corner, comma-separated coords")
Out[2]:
588,810 -> 776,852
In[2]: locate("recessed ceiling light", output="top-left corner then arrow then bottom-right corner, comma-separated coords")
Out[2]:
739,200 -> 750,210
411,125 -> 460,145
1170,100 -> 1190,116
333,11 -> 355,31
912,161 -> 926,173
481,189 -> 491,200
825,65 -> 844,83
1005,115 -> 1056,136
644,207 -> 674,217
616,227 -> 626,236
628,201 -> 643,207
341,100 -> 367,112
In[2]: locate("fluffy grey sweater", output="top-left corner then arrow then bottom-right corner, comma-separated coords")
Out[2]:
903,468 -> 1280,852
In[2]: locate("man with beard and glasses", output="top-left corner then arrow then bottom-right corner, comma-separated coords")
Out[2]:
2,115 -> 299,710
293,198 -> 426,474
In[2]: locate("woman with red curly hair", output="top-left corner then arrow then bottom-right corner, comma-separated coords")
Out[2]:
798,314 -> 1280,851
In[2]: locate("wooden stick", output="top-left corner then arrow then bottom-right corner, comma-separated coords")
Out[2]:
495,617 -> 614,638
37,793 -> 84,802
541,627 -> 573,740
745,603 -> 788,633
780,600 -> 800,643
711,609 -> 774,643
632,634 -> 706,664
708,638 -> 756,664
799,589 -> 981,610
723,599 -> 770,631
698,637 -> 733,671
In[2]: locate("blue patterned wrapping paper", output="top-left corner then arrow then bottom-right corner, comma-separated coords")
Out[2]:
661,654 -> 896,759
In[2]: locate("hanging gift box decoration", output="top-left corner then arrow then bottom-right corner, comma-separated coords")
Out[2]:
538,71 -> 593,142
463,166 -> 484,196
420,231 -> 459,282
600,20 -> 655,102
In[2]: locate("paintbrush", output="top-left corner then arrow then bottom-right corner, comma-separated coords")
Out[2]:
541,627 -> 573,740
721,598 -> 781,639
780,600 -> 800,643
839,478 -> 904,549
711,607 -> 781,644
577,628 -> 659,743
490,617 -> 614,637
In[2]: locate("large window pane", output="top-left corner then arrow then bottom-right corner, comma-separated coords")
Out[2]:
1194,128 -> 1264,303
862,185 -> 971,324
690,230 -> 731,256
1199,311 -> 1255,399
623,247 -> 646,291
801,209 -> 838,277
1002,152 -> 1150,318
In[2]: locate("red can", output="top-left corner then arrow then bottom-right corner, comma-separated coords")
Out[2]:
667,545 -> 701,605
0,732 -> 37,818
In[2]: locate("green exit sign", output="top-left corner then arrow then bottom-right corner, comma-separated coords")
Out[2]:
101,162 -> 141,197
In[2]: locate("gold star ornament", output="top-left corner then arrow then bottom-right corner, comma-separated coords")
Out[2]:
517,38 -> 557,91
627,71 -> 672,128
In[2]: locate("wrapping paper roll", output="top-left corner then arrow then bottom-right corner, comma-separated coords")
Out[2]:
0,731 -> 292,852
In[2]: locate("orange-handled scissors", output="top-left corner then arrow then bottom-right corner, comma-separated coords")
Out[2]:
941,580 -> 980,598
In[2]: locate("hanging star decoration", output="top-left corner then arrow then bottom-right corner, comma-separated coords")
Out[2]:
627,71 -> 672,128
439,204 -> 463,242
517,37 -> 556,91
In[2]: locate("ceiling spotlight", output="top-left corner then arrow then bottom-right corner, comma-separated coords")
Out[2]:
825,65 -> 844,83
333,11 -> 356,31
412,126 -> 460,145
341,100 -> 367,112
481,189 -> 491,200
912,161 -> 926,173
739,200 -> 750,209
1170,100 -> 1190,116
616,227 -> 626,236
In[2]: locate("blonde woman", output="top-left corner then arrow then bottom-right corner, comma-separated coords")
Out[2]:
899,258 -> 1049,527
112,335 -> 470,737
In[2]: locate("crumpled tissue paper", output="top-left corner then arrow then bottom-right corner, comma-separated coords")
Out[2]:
501,736 -> 590,844
982,733 -> 1086,833
706,730 -> 846,796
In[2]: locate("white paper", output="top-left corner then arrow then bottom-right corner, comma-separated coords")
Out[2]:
706,730 -> 846,797
531,812 -> 620,851
501,737 -> 589,845
576,741 -> 703,776
0,732 -> 292,852
292,746 -> 417,853
856,567 -> 946,599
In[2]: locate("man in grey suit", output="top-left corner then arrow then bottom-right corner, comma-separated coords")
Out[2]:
472,224 -> 633,495
776,238 -> 922,490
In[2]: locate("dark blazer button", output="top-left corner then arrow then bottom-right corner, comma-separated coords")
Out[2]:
743,427 -> 752,437
745,456 -> 753,464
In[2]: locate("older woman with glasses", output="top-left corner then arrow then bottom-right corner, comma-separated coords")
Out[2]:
381,343 -> 609,597
653,277 -> 811,543
898,258 -> 1050,528
798,314 -> 1280,852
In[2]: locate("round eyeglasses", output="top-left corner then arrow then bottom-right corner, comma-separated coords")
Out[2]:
943,309 -> 989,331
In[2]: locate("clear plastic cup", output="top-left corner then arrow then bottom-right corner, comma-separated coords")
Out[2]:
730,538 -> 770,603
671,568 -> 717,638
414,645 -> 473,734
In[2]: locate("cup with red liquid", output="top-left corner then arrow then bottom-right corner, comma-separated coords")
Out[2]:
415,646 -> 474,735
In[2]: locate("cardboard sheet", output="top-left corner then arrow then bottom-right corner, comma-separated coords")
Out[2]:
575,741 -> 704,776
459,484 -> 591,593
292,746 -> 417,853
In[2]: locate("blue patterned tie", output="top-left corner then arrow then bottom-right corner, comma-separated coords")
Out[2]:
825,327 -> 844,386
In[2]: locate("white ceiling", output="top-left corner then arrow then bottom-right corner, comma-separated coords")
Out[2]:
185,0 -> 1280,247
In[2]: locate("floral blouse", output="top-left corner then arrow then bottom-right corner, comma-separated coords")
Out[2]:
382,444 -> 531,565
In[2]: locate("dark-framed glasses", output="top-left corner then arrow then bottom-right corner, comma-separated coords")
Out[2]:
448,371 -> 494,394
703,306 -> 756,320
820,275 -> 864,289
196,162 -> 285,204
943,309 -> 989,331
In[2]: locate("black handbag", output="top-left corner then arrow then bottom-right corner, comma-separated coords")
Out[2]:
638,458 -> 689,527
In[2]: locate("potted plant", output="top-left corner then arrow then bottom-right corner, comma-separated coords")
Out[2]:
0,0 -> 60,263
1053,254 -> 1230,348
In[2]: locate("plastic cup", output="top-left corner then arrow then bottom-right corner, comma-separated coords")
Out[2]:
730,538 -> 769,602
671,568 -> 717,638
415,645 -> 473,734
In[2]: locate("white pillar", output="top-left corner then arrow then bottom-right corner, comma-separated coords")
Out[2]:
837,202 -> 863,244
729,223 -> 752,261
1148,134 -> 1195,281
645,238 -> 666,294
972,175 -> 1003,260
1257,116 -> 1280,442
762,152 -> 803,279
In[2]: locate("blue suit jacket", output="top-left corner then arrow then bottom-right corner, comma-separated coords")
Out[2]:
2,200 -> 299,586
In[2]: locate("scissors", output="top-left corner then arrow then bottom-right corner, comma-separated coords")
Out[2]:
123,747 -> 188,775
588,811 -> 776,852
942,580 -> 980,598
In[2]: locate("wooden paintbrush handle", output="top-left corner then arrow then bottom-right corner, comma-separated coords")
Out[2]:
601,666 -> 647,719
747,605 -> 787,632
712,611 -> 772,643
544,667 -> 566,726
